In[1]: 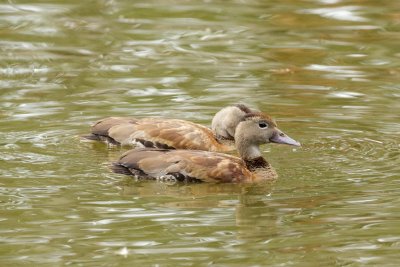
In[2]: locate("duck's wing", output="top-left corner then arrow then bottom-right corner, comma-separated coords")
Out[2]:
107,118 -> 231,151
113,149 -> 254,183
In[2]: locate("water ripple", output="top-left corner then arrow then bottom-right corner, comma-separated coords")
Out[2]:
299,6 -> 369,22
1,0 -> 400,266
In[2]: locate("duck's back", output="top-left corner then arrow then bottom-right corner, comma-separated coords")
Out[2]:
87,117 -> 232,151
112,149 -> 255,183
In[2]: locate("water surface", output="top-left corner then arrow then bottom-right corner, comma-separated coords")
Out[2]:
1,0 -> 400,266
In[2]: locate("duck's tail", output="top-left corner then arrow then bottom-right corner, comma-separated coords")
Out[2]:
110,163 -> 133,176
81,133 -> 102,141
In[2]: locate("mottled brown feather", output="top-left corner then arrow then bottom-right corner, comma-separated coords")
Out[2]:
92,117 -> 232,151
91,117 -> 138,136
116,149 -> 258,183
87,105 -> 258,150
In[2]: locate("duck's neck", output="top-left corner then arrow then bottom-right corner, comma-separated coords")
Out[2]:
245,156 -> 270,171
236,142 -> 270,170
240,146 -> 275,181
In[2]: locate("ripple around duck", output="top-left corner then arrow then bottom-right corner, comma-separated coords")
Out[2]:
304,129 -> 400,180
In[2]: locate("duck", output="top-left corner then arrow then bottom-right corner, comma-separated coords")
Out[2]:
111,111 -> 300,183
84,104 -> 256,152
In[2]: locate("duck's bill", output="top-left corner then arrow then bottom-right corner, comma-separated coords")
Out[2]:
270,129 -> 301,147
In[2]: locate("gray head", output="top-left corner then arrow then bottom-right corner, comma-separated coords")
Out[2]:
234,112 -> 301,160
211,104 -> 256,140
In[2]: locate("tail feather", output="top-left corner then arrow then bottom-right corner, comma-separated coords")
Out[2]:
111,163 -> 133,176
82,133 -> 120,145
81,133 -> 102,141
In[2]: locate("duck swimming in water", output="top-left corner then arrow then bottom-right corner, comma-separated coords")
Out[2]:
112,112 -> 300,183
84,104 -> 256,152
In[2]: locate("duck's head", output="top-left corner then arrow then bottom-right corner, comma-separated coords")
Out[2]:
234,112 -> 300,159
211,104 -> 257,140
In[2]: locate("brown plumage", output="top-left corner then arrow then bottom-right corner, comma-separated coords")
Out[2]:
84,104 -> 256,152
112,112 -> 301,183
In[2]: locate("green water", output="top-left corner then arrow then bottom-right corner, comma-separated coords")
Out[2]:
1,0 -> 400,266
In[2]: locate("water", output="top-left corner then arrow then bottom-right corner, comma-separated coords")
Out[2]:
1,0 -> 400,266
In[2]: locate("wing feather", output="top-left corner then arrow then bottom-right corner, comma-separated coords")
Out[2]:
91,117 -> 138,136
89,117 -> 233,151
115,149 -> 254,183
104,118 -> 232,151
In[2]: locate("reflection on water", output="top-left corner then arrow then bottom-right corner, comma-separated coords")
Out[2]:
1,0 -> 400,266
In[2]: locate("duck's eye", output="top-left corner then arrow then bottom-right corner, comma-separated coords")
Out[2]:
258,122 -> 268,129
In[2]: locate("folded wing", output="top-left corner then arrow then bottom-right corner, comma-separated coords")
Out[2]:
89,117 -> 232,151
113,149 -> 254,183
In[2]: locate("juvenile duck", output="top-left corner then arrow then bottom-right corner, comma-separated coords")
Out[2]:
112,112 -> 300,183
84,104 -> 255,152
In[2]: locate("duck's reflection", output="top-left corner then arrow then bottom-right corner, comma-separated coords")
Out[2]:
116,178 -> 275,204
114,177 -> 332,248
